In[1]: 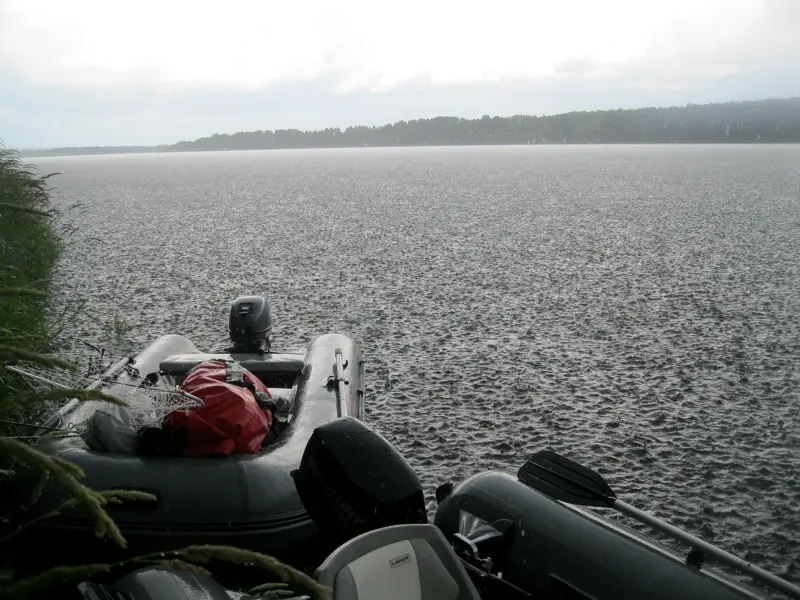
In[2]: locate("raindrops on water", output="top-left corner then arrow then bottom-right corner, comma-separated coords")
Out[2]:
35,144 -> 800,584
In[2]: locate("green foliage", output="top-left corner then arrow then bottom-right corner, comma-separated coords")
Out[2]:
3,564 -> 113,600
0,146 -> 62,402
0,436 -> 131,546
0,203 -> 52,217
101,314 -> 134,348
0,345 -> 75,370
177,545 -> 331,599
0,288 -> 46,297
1,488 -> 157,545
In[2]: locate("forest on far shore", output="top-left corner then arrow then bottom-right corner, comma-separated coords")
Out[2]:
21,97 -> 800,157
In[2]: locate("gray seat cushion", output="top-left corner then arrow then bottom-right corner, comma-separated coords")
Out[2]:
159,352 -> 304,378
315,524 -> 481,600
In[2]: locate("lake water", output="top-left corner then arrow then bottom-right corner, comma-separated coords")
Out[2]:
32,145 -> 800,587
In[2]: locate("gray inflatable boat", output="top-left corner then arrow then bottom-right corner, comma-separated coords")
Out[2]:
433,451 -> 799,600
7,295 -> 364,563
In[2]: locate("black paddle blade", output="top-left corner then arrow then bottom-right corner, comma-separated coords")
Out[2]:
517,450 -> 617,508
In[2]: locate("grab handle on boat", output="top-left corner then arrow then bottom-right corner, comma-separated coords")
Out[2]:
333,348 -> 349,418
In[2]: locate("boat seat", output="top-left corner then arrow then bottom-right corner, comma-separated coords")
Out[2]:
158,353 -> 305,389
158,352 -> 304,378
314,524 -> 481,600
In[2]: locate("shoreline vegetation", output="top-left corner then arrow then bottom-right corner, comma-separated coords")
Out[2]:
19,97 -> 800,158
0,148 -> 61,374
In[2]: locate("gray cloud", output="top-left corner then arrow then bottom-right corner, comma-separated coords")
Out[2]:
1,0 -> 799,147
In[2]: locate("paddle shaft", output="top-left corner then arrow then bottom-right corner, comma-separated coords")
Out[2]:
614,499 -> 800,599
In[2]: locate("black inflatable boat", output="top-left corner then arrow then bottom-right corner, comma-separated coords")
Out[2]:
6,295 -> 364,563
433,451 -> 800,600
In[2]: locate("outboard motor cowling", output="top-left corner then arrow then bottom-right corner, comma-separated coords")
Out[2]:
292,417 -> 427,551
229,295 -> 273,353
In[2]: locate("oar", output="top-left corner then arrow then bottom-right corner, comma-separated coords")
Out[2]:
518,450 -> 800,599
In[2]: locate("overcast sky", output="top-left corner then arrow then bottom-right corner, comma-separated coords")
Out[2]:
1,0 -> 798,148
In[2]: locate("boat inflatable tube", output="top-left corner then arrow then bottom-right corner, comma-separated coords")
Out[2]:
434,471 -> 767,600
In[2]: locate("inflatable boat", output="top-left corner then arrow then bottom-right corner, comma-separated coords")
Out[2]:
6,295 -> 364,563
432,450 -> 800,599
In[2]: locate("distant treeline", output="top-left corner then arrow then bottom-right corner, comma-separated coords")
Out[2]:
21,97 -> 800,157
24,146 -> 159,156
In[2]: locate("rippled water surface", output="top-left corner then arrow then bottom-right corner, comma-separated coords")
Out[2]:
34,145 -> 800,584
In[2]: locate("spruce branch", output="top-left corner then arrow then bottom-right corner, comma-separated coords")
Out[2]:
0,346 -> 77,370
177,545 -> 332,600
0,437 -> 127,547
0,288 -> 45,298
0,202 -> 53,217
0,489 -> 156,545
0,564 -> 110,600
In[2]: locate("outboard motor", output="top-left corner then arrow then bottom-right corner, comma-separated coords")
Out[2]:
77,566 -> 237,600
292,416 -> 427,552
294,418 -> 529,599
229,295 -> 273,353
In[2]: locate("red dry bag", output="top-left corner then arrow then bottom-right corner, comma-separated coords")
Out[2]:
163,360 -> 273,456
